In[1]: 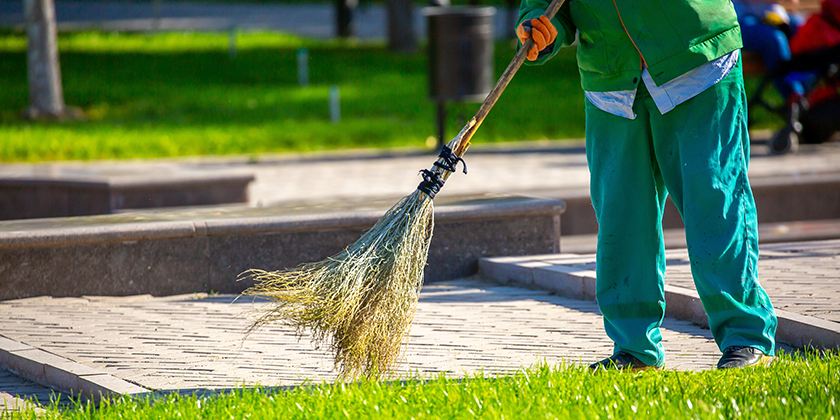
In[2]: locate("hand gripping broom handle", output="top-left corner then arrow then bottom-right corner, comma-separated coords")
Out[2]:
423,0 -> 567,192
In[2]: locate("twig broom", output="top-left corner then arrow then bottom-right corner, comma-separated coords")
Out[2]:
241,0 -> 566,379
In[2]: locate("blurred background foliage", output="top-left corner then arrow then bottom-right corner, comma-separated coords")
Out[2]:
0,27 -> 780,162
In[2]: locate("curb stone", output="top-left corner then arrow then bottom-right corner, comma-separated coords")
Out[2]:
0,195 -> 565,300
479,253 -> 840,351
0,335 -> 150,401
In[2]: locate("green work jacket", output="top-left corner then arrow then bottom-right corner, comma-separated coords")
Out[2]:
518,0 -> 743,92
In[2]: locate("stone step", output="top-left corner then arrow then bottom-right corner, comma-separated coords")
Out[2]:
0,336 -> 148,403
560,218 -> 840,254
0,194 -> 565,300
0,165 -> 254,220
479,244 -> 840,351
548,172 -> 840,236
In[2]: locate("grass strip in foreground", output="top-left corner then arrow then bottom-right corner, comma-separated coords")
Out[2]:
8,351 -> 839,419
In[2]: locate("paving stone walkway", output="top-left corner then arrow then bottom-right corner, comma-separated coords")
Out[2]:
0,279 -> 731,397
3,1 -> 840,411
1,142 -> 839,411
671,242 -> 840,324
0,369 -> 76,414
1,138 -> 839,211
533,241 -> 840,325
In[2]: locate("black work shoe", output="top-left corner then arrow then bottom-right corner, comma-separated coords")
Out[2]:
589,351 -> 659,372
717,346 -> 773,369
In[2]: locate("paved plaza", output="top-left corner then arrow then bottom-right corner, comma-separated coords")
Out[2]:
5,236 -> 840,410
2,137 -> 839,211
0,279 -> 730,407
0,244 -> 836,411
2,0 -> 839,414
2,141 -> 840,412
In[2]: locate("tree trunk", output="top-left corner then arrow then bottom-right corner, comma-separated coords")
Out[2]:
24,0 -> 65,118
507,0 -> 518,39
335,0 -> 355,38
386,0 -> 417,53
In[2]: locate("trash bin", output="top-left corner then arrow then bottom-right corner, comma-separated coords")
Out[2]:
424,6 -> 495,146
425,6 -> 496,102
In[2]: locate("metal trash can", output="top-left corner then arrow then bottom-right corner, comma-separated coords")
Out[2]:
424,6 -> 495,146
426,6 -> 495,102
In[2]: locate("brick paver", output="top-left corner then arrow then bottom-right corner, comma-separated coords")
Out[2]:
0,369 -> 73,414
0,279 -> 729,394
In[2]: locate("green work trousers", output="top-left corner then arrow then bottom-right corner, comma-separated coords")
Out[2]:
585,62 -> 777,367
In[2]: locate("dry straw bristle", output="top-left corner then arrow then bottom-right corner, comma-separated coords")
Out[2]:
241,190 -> 434,378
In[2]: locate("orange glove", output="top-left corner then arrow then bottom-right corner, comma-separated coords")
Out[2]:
516,15 -> 558,61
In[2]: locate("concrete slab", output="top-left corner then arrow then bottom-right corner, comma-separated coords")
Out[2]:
0,335 -> 148,402
0,164 -> 254,220
1,369 -> 69,414
552,172 -> 840,236
561,219 -> 840,254
0,194 -> 564,299
2,138 -> 840,229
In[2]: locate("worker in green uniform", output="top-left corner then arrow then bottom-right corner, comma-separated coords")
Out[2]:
516,0 -> 778,370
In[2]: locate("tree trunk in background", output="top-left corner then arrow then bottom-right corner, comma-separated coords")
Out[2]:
24,0 -> 65,118
507,0 -> 518,39
387,0 -> 416,53
335,0 -> 355,38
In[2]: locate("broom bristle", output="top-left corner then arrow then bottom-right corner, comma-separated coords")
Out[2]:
242,190 -> 434,378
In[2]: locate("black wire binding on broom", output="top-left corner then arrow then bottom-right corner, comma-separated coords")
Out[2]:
433,145 -> 468,174
417,169 -> 444,198
417,145 -> 467,198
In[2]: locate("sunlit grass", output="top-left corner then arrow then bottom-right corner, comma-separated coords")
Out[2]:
0,31 -> 337,53
7,351 -> 839,419
0,31 -> 780,163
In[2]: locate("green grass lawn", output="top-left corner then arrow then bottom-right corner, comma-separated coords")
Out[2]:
9,352 -> 839,419
0,31 -> 781,162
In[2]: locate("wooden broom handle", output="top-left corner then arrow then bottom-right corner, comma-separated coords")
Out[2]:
449,0 -> 567,157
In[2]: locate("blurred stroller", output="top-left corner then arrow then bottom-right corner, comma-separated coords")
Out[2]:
748,0 -> 840,154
